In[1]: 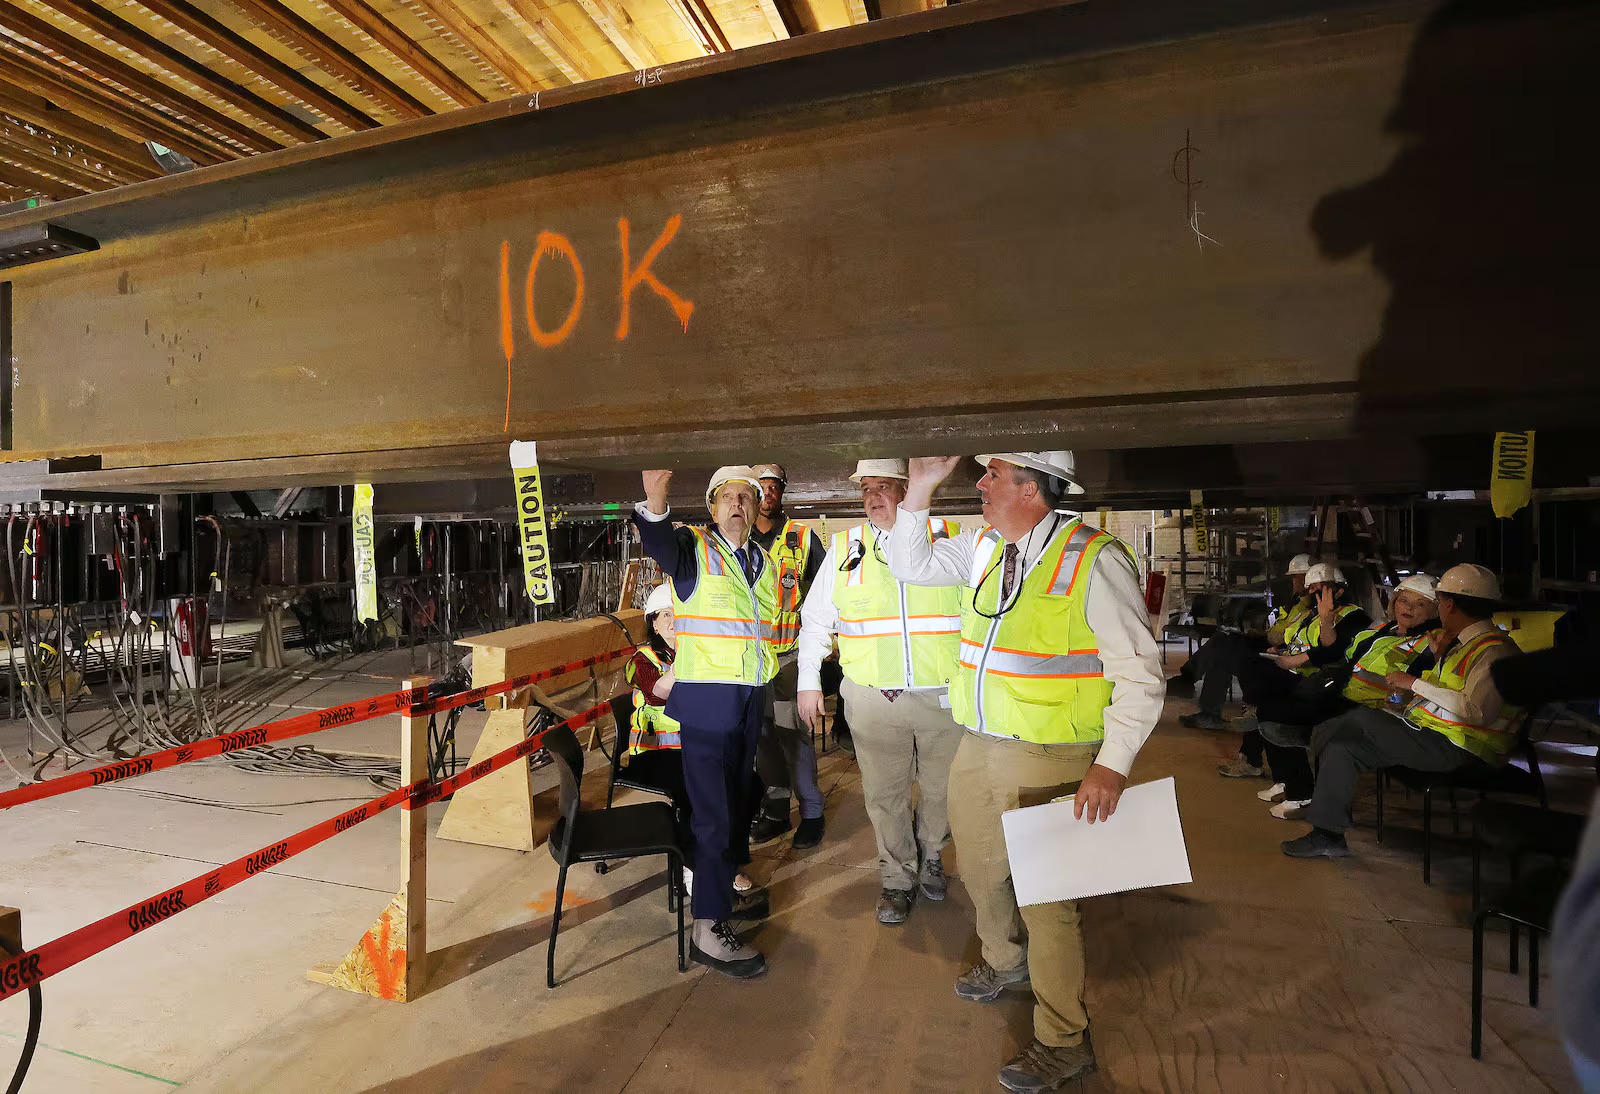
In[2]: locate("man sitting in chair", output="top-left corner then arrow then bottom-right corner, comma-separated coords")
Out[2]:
1282,564 -> 1521,859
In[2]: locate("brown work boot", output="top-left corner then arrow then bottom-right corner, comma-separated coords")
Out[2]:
954,960 -> 1030,1002
876,888 -> 913,925
997,1035 -> 1097,1092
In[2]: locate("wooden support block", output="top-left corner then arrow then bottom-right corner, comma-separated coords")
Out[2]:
435,708 -> 537,851
309,678 -> 430,1002
0,905 -> 20,954
456,612 -> 645,711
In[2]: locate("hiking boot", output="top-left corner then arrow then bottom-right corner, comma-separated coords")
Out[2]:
954,960 -> 1030,1002
918,854 -> 948,901
730,887 -> 771,921
1270,799 -> 1311,821
750,808 -> 792,845
1179,711 -> 1229,731
876,888 -> 914,925
998,1035 -> 1098,1092
690,919 -> 767,979
1257,782 -> 1287,802
1217,753 -> 1265,778
1281,828 -> 1351,859
792,815 -> 825,850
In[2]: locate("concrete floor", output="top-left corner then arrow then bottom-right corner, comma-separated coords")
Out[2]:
1,649 -> 1590,1093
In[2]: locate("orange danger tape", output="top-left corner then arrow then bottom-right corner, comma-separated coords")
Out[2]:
0,647 -> 631,813
0,700 -> 610,1003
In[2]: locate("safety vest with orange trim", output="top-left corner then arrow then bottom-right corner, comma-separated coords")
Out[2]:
766,518 -> 814,654
1284,603 -> 1364,675
950,519 -> 1131,744
671,526 -> 780,687
1341,624 -> 1435,709
830,520 -> 962,689
625,647 -> 683,754
1401,628 -> 1521,763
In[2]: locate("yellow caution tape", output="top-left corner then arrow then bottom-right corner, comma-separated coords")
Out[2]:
354,484 -> 378,623
509,441 -> 556,606
1489,431 -> 1534,519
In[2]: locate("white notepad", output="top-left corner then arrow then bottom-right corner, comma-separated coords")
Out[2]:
1001,776 -> 1192,906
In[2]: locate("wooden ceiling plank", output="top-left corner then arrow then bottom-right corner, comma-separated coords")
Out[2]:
0,134 -> 108,189
42,0 -> 328,143
136,0 -> 379,131
225,0 -> 433,119
0,81 -> 162,174
317,0 -> 485,106
0,109 -> 157,180
684,0 -> 731,50
661,0 -> 716,54
572,0 -> 653,69
0,0 -> 282,152
0,155 -> 82,195
490,0 -> 587,84
0,43 -> 227,161
407,0 -> 540,93
750,0 -> 791,40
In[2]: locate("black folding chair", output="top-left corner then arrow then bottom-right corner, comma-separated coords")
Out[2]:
544,723 -> 686,988
1470,860 -> 1571,1059
602,693 -> 675,810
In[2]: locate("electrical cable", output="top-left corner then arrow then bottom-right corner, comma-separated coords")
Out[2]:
0,934 -> 41,1094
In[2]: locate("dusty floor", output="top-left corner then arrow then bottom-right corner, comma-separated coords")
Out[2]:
1,648 -> 1591,1093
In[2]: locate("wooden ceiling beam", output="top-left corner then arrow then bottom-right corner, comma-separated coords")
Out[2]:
0,155 -> 81,196
225,0 -> 433,119
41,0 -> 327,144
0,0 -> 281,153
0,109 -> 156,182
573,0 -> 658,69
684,0 -> 731,50
409,0 -> 541,93
135,0 -> 378,132
0,135 -> 106,190
0,80 -> 161,175
0,43 -> 226,162
317,0 -> 485,107
661,0 -> 718,54
492,0 -> 591,83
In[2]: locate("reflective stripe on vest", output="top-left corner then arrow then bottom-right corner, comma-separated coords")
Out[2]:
1401,629 -> 1520,763
831,520 -> 961,689
672,527 -> 780,686
950,519 -> 1126,743
767,517 -> 813,654
1285,604 -> 1363,674
626,647 -> 682,753
1341,626 -> 1432,708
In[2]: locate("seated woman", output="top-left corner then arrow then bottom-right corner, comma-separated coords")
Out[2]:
623,583 -> 753,898
1251,573 -> 1441,818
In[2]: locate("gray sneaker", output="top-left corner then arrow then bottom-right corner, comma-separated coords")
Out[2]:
998,1035 -> 1098,1092
1217,753 -> 1265,778
954,960 -> 1030,1002
919,854 -> 948,901
876,888 -> 913,925
690,919 -> 767,979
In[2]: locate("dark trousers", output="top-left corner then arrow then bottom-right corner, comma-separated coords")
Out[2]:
618,749 -> 692,854
1234,656 -> 1302,765
1306,706 -> 1479,833
1259,686 -> 1353,801
679,686 -> 766,921
1193,632 -> 1269,716
1263,741 -> 1315,800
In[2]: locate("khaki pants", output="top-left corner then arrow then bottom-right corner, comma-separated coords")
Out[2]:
841,680 -> 964,890
947,730 -> 1100,1048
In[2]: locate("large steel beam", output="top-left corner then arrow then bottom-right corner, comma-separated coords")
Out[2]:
0,0 -> 1594,492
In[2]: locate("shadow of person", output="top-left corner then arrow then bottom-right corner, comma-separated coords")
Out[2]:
1313,0 -> 1600,432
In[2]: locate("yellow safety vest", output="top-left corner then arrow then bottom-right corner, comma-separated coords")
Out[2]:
625,647 -> 682,754
1341,625 -> 1434,708
766,517 -> 813,654
1402,628 -> 1521,764
671,527 -> 780,686
1285,603 -> 1363,675
830,520 -> 962,689
1267,599 -> 1313,646
950,519 -> 1131,744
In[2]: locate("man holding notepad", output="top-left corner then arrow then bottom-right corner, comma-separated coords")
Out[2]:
889,452 -> 1164,1093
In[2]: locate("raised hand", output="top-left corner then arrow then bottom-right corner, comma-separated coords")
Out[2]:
904,456 -> 963,510
642,469 -> 673,514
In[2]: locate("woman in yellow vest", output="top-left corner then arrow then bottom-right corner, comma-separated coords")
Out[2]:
1283,564 -> 1521,860
1250,573 -> 1441,818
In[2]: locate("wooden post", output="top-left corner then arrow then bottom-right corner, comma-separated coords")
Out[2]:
307,676 -> 431,1002
0,905 -> 20,955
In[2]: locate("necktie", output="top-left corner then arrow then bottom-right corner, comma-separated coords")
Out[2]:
735,547 -> 752,584
1001,542 -> 1020,601
881,689 -> 903,702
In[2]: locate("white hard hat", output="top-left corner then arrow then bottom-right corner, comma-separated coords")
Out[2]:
850,459 -> 909,483
1304,562 -> 1346,586
1394,573 -> 1438,601
1437,563 -> 1501,602
644,583 -> 673,616
974,451 -> 1085,496
704,465 -> 764,510
1287,553 -> 1313,575
751,463 -> 787,484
